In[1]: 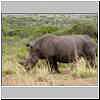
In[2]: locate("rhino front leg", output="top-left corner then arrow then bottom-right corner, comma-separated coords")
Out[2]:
48,57 -> 60,73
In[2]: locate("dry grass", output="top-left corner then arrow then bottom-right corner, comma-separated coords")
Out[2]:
71,58 -> 97,78
2,58 -> 98,86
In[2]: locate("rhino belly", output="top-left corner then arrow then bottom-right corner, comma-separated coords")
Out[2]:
56,55 -> 74,63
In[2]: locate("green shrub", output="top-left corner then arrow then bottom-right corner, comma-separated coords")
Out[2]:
2,15 -> 97,40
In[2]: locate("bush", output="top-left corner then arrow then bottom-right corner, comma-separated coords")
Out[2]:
67,19 -> 97,35
2,15 -> 97,40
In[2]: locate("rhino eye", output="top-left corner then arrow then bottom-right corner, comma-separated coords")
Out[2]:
26,43 -> 30,47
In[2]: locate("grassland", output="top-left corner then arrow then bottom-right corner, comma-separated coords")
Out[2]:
2,14 -> 98,86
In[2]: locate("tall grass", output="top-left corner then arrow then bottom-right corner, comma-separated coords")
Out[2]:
2,55 -> 98,86
71,58 -> 97,78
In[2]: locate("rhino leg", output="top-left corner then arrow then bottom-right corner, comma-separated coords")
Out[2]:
85,53 -> 97,68
48,57 -> 60,73
89,54 -> 97,68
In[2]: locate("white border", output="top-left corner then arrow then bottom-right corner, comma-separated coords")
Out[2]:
1,0 -> 99,1
0,0 -> 2,99
1,0 -> 99,99
1,1 -> 99,88
97,1 -> 99,97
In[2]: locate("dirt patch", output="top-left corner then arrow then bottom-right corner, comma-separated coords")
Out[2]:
2,74 -> 97,86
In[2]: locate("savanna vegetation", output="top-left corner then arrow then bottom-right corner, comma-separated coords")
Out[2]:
2,14 -> 98,86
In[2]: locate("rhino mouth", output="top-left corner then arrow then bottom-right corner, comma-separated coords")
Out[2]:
19,60 -> 31,71
19,57 -> 38,72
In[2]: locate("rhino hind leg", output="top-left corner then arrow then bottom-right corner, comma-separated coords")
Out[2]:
89,55 -> 97,68
86,53 -> 97,68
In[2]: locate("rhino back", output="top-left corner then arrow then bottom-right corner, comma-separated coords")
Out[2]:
33,34 -> 96,61
38,35 -> 57,57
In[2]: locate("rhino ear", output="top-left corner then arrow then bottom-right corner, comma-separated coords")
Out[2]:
26,43 -> 33,49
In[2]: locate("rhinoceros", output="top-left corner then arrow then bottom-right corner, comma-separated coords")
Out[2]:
20,34 -> 97,73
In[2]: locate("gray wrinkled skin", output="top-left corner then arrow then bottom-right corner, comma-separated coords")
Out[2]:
20,34 -> 97,73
